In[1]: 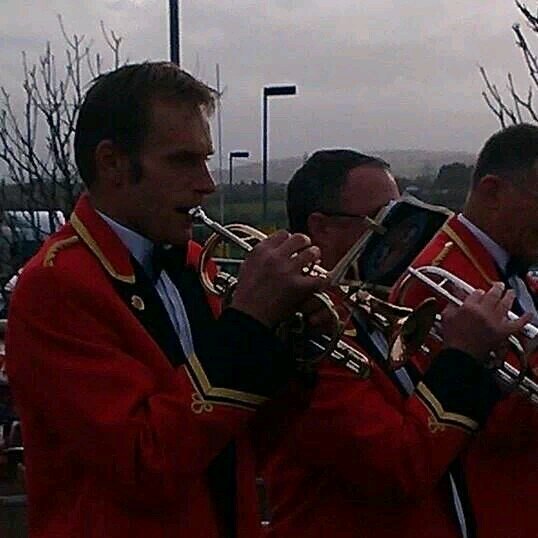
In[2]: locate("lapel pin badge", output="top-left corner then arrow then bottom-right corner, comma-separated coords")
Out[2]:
131,295 -> 145,311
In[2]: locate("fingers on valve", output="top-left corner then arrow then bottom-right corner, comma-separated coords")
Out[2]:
507,311 -> 533,333
290,246 -> 321,272
261,229 -> 291,248
464,287 -> 485,306
276,233 -> 312,258
498,288 -> 516,313
481,281 -> 505,309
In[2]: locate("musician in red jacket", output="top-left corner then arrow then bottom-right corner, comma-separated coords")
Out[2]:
5,62 -> 325,538
391,123 -> 538,537
254,150 -> 529,538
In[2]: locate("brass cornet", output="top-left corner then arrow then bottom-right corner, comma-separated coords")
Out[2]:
397,265 -> 538,406
190,207 -> 438,376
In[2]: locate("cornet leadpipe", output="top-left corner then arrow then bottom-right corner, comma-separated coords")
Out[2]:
408,266 -> 538,339
190,206 -> 255,252
405,265 -> 538,406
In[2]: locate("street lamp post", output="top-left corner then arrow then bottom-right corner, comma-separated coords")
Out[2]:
262,85 -> 297,222
229,151 -> 250,188
169,0 -> 180,65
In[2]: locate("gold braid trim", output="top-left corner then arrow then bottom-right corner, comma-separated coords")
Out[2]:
183,367 -> 264,412
431,240 -> 454,267
416,382 -> 479,433
43,236 -> 80,267
186,353 -> 268,408
442,224 -> 494,285
397,241 -> 454,305
71,214 -> 135,283
399,225 -> 494,305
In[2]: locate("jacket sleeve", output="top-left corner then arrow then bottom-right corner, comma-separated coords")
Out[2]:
289,347 -> 501,502
6,263 -> 287,507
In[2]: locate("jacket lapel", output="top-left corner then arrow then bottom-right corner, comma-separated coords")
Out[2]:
113,260 -> 187,368
69,194 -> 186,368
69,195 -> 237,534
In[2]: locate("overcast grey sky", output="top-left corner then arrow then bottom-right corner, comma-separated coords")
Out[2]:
0,0 -> 534,163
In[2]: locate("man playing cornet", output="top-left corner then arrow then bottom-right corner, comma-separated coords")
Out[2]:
254,149 -> 531,538
5,62 -> 326,538
392,124 -> 538,537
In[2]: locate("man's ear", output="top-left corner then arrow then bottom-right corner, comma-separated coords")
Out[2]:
94,140 -> 132,187
474,174 -> 503,210
307,212 -> 328,242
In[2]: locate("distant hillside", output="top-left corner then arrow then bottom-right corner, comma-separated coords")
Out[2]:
214,156 -> 303,185
215,149 -> 476,184
373,150 -> 476,179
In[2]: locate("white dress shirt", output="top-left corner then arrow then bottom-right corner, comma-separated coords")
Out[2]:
458,214 -> 538,322
97,211 -> 195,358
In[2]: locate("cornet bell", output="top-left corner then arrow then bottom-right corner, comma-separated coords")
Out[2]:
387,297 -> 438,369
190,206 -> 372,379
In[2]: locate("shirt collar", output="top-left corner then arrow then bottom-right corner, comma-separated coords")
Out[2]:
457,214 -> 510,273
96,210 -> 154,277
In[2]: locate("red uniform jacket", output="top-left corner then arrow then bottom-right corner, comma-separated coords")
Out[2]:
255,301 -> 501,537
391,214 -> 538,538
6,194 -> 288,538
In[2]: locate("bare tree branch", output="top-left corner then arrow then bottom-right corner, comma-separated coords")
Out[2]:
0,18 -> 124,290
480,2 -> 538,126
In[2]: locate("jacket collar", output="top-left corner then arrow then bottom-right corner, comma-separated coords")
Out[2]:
70,193 -> 136,283
441,215 -> 501,284
97,209 -> 154,278
69,193 -> 207,287
456,214 -> 510,273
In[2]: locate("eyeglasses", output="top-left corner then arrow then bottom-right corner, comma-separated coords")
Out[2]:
319,211 -> 386,234
320,211 -> 373,220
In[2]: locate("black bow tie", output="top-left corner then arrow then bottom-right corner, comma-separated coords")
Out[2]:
151,244 -> 187,282
505,257 -> 530,280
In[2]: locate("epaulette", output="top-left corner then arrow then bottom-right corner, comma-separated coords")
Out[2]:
43,236 -> 80,267
431,240 -> 454,267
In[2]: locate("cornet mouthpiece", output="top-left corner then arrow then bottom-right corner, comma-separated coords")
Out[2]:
188,206 -> 205,221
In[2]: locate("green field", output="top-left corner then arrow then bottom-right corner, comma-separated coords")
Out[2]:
202,199 -> 288,228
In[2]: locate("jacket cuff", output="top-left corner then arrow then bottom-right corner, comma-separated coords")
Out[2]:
185,308 -> 292,410
415,348 -> 502,432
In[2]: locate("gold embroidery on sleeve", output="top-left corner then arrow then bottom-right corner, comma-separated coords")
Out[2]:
43,236 -> 80,267
191,392 -> 214,414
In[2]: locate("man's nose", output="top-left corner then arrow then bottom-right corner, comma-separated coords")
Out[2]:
196,164 -> 216,194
